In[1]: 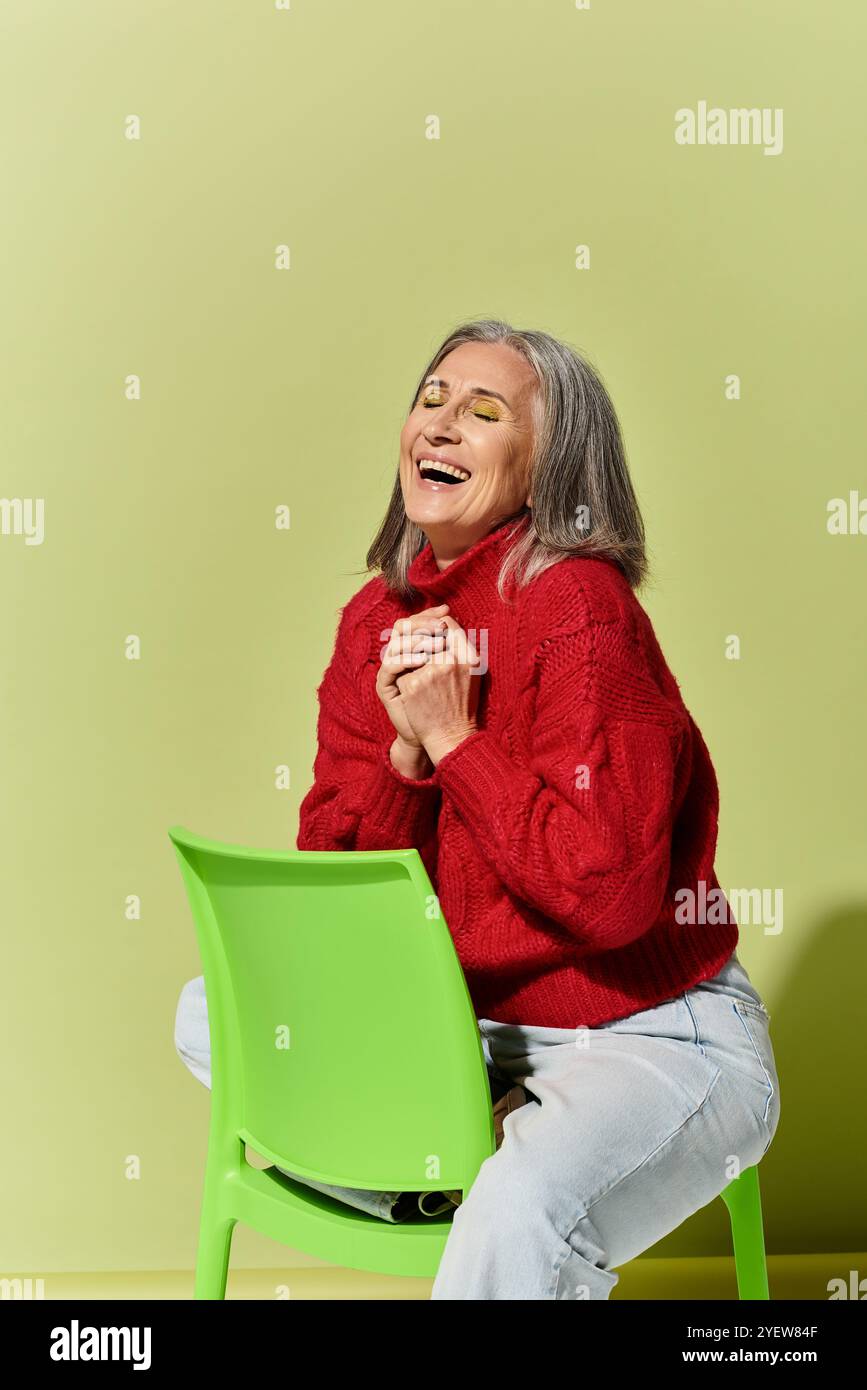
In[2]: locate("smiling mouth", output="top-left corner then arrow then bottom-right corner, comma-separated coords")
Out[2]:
416,459 -> 471,485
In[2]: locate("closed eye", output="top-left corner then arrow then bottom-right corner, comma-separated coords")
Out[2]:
422,402 -> 499,422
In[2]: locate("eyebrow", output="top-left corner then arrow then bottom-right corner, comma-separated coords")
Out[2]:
422,375 -> 512,408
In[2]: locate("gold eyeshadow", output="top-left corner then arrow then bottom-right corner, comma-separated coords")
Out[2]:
420,390 -> 501,421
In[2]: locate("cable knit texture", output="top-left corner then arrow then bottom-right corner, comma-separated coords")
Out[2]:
297,514 -> 738,1026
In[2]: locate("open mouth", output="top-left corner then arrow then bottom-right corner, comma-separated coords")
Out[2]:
416,459 -> 471,485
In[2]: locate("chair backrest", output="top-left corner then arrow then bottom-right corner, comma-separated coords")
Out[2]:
168,826 -> 495,1194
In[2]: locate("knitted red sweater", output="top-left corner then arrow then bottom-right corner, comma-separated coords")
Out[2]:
297,514 -> 738,1027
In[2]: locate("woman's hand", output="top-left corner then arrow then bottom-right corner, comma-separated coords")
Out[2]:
395,616 -> 482,766
376,604 -> 451,764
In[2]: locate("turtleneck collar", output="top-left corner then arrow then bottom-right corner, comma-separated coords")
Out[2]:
405,512 -> 531,611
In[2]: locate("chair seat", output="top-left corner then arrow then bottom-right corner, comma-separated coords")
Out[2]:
218,1158 -> 456,1280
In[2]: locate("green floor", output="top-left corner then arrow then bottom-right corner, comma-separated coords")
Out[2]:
18,1253 -> 861,1300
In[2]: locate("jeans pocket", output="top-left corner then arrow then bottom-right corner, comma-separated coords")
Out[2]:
732,1000 -> 780,1146
735,997 -> 771,1023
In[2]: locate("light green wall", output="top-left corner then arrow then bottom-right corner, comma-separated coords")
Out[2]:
2,0 -> 864,1275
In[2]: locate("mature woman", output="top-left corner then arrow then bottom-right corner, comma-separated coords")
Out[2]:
177,318 -> 781,1299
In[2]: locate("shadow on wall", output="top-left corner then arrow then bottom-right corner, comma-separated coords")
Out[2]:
641,903 -> 867,1269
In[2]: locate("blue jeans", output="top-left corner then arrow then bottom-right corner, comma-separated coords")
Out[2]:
431,949 -> 781,1299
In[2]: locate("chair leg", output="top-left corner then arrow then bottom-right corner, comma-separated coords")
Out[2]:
721,1164 -> 770,1300
195,1199 -> 236,1299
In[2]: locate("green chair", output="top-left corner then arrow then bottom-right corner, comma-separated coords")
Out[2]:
168,825 -> 495,1298
721,1163 -> 771,1299
168,825 -> 772,1300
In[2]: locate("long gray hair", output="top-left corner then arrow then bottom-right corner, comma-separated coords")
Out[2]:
366,318 -> 648,599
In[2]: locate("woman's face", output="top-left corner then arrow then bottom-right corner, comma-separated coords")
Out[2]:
399,341 -> 538,562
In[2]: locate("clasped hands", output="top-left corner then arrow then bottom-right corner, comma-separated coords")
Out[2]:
375,603 -> 482,776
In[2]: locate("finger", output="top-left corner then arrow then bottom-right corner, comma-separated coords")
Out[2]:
405,614 -> 450,637
410,631 -> 448,654
382,631 -> 445,675
382,650 -> 430,677
386,624 -> 447,665
405,603 -> 450,632
385,614 -> 447,661
439,616 -> 480,666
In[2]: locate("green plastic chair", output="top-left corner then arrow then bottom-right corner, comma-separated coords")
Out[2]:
721,1163 -> 771,1299
168,825 -> 772,1300
168,825 -> 496,1297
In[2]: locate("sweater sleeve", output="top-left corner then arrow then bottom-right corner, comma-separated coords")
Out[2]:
430,619 -> 691,951
296,596 -> 442,853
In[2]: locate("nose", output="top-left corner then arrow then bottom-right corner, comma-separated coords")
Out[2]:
424,404 -> 461,440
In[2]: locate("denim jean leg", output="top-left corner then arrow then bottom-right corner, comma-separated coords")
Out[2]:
432,981 -> 775,1300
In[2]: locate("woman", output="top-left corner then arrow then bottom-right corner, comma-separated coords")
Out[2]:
177,318 -> 781,1298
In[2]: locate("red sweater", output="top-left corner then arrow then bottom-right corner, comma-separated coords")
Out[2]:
297,514 -> 738,1027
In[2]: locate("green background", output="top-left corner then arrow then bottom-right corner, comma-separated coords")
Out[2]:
2,0 -> 864,1276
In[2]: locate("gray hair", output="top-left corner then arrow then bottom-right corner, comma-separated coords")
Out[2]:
365,317 -> 648,600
